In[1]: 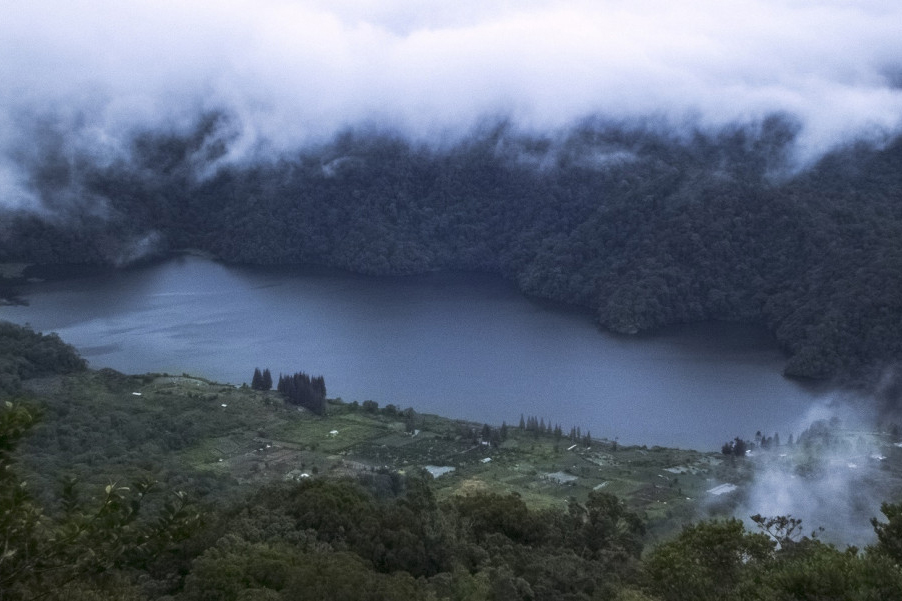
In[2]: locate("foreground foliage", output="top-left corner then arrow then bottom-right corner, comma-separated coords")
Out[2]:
3,400 -> 902,601
1,402 -> 201,601
2,326 -> 901,599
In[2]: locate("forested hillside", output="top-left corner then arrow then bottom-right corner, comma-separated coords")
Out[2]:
3,117 -> 902,381
0,321 -> 85,396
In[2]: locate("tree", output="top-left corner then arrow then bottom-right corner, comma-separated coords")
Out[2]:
277,372 -> 327,414
757,539 -> 902,600
0,322 -> 87,398
643,519 -> 773,601
721,437 -> 748,457
871,501 -> 902,564
452,492 -> 534,544
262,368 -> 273,390
0,401 -> 202,600
404,409 -> 418,434
577,491 -> 645,563
251,367 -> 264,390
750,514 -> 822,551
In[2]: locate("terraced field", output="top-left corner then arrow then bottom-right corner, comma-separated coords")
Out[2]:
16,368 -> 902,542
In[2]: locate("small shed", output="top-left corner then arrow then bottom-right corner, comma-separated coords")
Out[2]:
424,465 -> 456,478
544,471 -> 578,485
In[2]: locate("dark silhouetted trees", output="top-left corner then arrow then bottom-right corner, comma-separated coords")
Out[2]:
277,372 -> 327,414
250,367 -> 274,391
721,437 -> 751,457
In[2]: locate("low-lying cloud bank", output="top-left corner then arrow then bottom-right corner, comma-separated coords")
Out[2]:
2,0 -> 902,210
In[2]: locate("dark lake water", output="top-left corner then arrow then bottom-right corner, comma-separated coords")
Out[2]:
2,255 -> 822,449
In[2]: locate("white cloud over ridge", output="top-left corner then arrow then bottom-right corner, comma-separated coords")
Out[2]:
2,0 -> 902,176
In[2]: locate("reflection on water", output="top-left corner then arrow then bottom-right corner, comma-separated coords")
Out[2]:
2,256 -> 821,449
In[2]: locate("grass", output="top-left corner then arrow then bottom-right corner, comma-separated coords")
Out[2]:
13,367 -> 902,544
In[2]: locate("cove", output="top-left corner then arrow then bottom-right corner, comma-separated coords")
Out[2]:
2,255 -> 822,449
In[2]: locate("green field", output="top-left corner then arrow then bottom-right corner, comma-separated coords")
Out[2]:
20,367 -> 883,541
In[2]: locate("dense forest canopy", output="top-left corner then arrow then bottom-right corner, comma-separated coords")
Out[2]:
0,321 -> 86,396
2,116 -> 901,383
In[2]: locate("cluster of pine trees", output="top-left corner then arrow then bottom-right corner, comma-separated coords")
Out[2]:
722,437 -> 750,457
249,367 -> 272,390
520,414 -> 593,447
277,371 -> 327,414
722,430 -> 790,457
465,422 -> 507,447
249,367 -> 327,414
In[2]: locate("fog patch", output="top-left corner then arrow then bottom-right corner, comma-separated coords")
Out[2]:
0,164 -> 40,213
492,135 -> 560,172
575,149 -> 637,169
730,393 -> 902,547
321,155 -> 365,178
114,231 -> 164,267
1,110 -> 124,217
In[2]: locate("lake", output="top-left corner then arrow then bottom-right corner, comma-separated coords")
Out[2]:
2,255 -> 823,449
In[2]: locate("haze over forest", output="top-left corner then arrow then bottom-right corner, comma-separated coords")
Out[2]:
2,0 -> 902,386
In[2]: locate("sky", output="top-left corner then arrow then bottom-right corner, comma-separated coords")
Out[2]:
2,0 -> 902,209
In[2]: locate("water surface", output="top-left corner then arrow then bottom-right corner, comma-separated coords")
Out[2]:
2,256 -> 821,449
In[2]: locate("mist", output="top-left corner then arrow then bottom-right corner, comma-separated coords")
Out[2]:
3,0 -> 902,211
729,393 -> 902,547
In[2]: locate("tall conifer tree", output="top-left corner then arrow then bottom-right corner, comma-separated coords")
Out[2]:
251,368 -> 264,390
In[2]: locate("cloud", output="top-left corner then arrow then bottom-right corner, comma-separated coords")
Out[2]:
734,394 -> 897,547
2,0 -> 902,209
